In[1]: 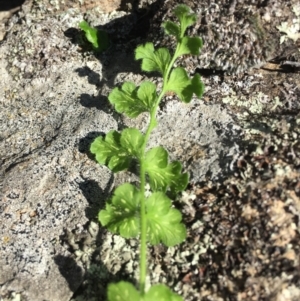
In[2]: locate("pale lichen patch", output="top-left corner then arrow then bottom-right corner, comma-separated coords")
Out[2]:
277,3 -> 300,43
222,90 -> 283,115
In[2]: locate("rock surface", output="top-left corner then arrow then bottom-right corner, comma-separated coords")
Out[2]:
149,0 -> 300,73
0,0 -> 299,301
0,3 -> 122,301
0,2 -> 238,300
31,0 -> 125,14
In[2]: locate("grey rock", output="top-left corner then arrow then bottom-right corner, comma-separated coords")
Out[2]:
0,8 -> 118,301
149,0 -> 300,73
1,0 -> 296,300
149,99 -> 241,181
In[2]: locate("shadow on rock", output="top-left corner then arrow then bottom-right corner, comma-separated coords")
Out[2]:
79,93 -> 108,110
215,122 -> 244,179
74,66 -> 132,129
0,0 -> 26,11
71,259 -> 137,301
78,131 -> 104,161
79,177 -> 113,220
66,0 -> 165,109
54,254 -> 85,293
77,131 -> 114,219
75,66 -> 102,87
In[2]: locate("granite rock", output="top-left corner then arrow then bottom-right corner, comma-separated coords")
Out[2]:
149,0 -> 300,73
2,0 -> 297,300
0,6 -> 119,301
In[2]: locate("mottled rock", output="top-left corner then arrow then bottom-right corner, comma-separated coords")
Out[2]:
0,6 -> 119,301
0,3 -> 241,300
1,0 -> 298,300
149,0 -> 300,73
32,0 -> 122,14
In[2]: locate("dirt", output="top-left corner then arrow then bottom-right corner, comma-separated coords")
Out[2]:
174,67 -> 300,301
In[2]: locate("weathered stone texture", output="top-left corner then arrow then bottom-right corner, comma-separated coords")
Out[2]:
149,0 -> 300,73
0,0 -> 299,300
0,4 -> 240,299
0,7 -> 118,300
33,0 -> 122,14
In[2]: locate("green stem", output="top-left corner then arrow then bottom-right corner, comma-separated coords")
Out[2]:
138,42 -> 181,295
139,159 -> 147,294
163,41 -> 181,85
138,93 -> 163,295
